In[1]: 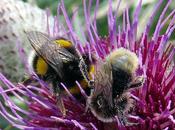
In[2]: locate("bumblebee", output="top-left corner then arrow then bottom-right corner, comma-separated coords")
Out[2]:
27,31 -> 94,114
87,48 -> 144,125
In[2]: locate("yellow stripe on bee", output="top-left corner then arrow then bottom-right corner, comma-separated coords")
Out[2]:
67,65 -> 95,94
68,79 -> 88,94
54,39 -> 72,48
36,57 -> 48,75
89,65 -> 95,74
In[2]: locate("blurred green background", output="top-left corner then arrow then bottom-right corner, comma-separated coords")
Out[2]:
0,0 -> 174,129
23,0 -> 175,39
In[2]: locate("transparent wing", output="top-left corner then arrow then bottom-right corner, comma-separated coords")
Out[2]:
94,61 -> 113,105
27,31 -> 77,77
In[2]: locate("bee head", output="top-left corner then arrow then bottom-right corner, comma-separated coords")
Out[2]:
88,93 -> 117,122
88,91 -> 135,124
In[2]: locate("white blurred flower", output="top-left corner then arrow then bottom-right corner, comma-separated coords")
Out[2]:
0,0 -> 53,82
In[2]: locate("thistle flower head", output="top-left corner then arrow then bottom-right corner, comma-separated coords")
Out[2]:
0,0 -> 175,130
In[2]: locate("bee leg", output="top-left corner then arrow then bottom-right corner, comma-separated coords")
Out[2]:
79,58 -> 94,88
116,96 -> 135,126
22,78 -> 32,85
85,97 -> 90,113
52,82 -> 66,117
22,76 -> 36,85
117,109 -> 139,126
117,110 -> 128,126
125,122 -> 139,126
56,93 -> 66,117
129,76 -> 144,89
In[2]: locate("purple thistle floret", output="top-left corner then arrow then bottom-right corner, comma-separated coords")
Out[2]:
0,0 -> 175,130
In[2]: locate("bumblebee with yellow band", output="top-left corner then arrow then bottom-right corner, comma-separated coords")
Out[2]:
27,31 -> 94,115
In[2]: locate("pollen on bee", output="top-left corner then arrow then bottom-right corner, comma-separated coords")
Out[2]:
54,39 -> 72,48
36,57 -> 48,75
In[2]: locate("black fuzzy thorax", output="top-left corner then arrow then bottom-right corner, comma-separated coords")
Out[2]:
112,66 -> 132,98
59,53 -> 92,97
61,59 -> 83,86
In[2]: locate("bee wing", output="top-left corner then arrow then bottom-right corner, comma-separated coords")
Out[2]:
94,61 -> 113,106
27,31 -> 77,77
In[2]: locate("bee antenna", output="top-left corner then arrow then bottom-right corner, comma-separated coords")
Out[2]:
75,46 -> 94,88
79,57 -> 94,88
